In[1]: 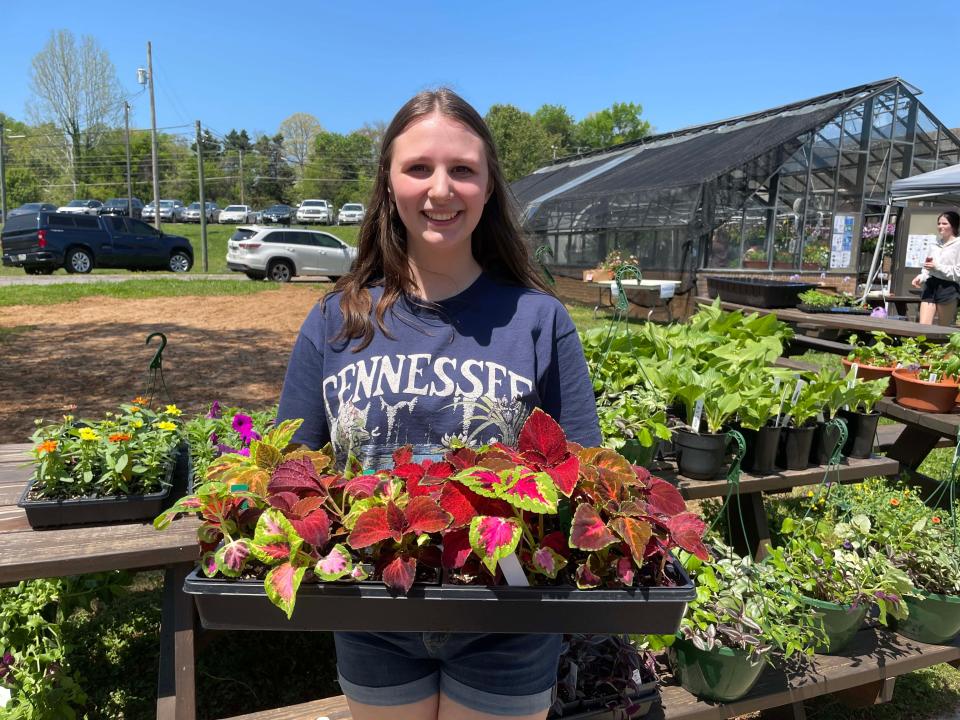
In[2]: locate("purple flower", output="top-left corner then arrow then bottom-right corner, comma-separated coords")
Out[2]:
871,307 -> 887,319
238,447 -> 250,457
842,540 -> 854,550
2,653 -> 12,665
206,400 -> 221,419
789,274 -> 801,281
232,413 -> 260,445
210,432 -> 219,446
216,443 -> 239,456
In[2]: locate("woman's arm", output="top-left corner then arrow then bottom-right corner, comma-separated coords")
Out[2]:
277,310 -> 330,450
933,241 -> 960,282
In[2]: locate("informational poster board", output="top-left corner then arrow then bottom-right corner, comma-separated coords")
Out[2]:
830,215 -> 855,269
905,234 -> 937,268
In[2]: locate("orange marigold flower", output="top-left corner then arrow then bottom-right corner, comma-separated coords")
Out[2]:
890,498 -> 900,507
36,440 -> 57,454
108,432 -> 132,443
932,516 -> 942,524
132,396 -> 150,406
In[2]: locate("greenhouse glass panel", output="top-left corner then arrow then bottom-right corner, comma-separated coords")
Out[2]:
801,211 -> 832,271
872,92 -> 895,140
893,94 -> 913,141
842,108 -> 864,149
708,215 -> 743,269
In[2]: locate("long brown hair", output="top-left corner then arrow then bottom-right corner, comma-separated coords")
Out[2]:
328,87 -> 551,351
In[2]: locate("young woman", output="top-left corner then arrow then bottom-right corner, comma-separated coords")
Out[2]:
277,89 -> 600,720
912,210 -> 960,325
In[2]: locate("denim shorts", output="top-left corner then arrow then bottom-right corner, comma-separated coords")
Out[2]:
334,631 -> 562,716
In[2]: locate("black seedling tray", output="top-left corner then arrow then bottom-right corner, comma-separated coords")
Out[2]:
18,444 -> 187,529
707,276 -> 815,308
184,559 -> 695,634
797,304 -> 872,315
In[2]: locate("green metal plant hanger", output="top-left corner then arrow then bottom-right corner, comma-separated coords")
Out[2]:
144,332 -> 173,406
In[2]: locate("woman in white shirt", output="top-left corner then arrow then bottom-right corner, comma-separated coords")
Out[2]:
912,210 -> 960,325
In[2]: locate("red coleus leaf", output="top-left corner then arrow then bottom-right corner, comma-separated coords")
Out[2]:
609,516 -> 653,567
268,458 -> 324,495
569,504 -> 617,551
617,556 -> 635,585
268,492 -> 300,512
343,474 -> 381,499
348,498 -> 450,549
575,561 -> 602,589
381,554 -> 418,594
256,542 -> 292,561
445,446 -> 479,470
347,506 -> 393,548
666,512 -> 709,561
438,482 -> 481,528
290,495 -> 327,518
441,528 -> 473,569
392,445 -> 414,466
541,530 -> 570,558
646,477 -> 687,517
290,508 -> 331,547
517,407 -> 569,464
547,453 -> 580,497
405,496 -> 453,534
632,465 -> 652,487
265,562 -> 306,619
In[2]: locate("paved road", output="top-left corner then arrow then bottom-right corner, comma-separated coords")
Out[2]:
0,273 -> 329,287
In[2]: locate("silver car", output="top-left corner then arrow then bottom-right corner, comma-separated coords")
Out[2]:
184,202 -> 220,223
225,226 -> 356,282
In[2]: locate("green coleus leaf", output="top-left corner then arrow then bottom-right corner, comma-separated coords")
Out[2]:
456,467 -> 558,514
250,508 -> 303,565
315,543 -> 353,581
214,539 -> 251,578
468,515 -> 522,574
264,562 -> 307,619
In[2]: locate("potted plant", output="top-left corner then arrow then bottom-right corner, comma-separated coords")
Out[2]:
551,635 -> 658,719
654,543 -> 822,702
843,332 -> 898,397
836,374 -> 889,458
766,516 -> 912,653
158,410 -> 703,632
19,400 -> 184,528
743,246 -> 767,270
596,387 -> 671,469
893,335 -> 960,413
584,249 -> 638,282
735,368 -> 786,475
667,367 -> 742,480
807,370 -> 851,466
776,379 -> 823,470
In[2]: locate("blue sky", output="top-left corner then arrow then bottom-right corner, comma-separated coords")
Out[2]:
1,0 -> 958,140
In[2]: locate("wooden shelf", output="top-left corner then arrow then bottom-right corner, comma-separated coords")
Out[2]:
878,398 -> 960,439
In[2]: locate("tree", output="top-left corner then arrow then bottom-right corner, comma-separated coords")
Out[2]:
250,133 -> 296,205
484,105 -> 552,183
534,104 -> 576,157
301,131 -> 377,208
356,120 -> 387,155
575,102 -> 651,150
28,30 -> 125,195
278,113 -> 322,175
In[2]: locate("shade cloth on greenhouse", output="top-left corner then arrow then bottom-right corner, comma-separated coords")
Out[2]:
890,162 -> 960,203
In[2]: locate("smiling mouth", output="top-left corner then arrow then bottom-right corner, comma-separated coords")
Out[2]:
422,210 -> 461,222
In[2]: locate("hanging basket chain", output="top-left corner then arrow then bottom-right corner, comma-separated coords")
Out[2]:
802,417 -> 848,521
706,430 -> 749,549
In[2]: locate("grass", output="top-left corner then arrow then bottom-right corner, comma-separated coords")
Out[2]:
0,221 -> 361,277
0,278 -> 291,307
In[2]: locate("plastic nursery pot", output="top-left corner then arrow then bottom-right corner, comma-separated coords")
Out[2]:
668,636 -> 765,702
739,425 -> 781,475
776,424 -> 815,471
810,420 -> 845,466
892,590 -> 960,645
892,369 -> 960,414
799,595 -> 869,654
618,439 -> 656,469
836,409 -> 881,459
841,358 -> 896,397
672,428 -> 729,480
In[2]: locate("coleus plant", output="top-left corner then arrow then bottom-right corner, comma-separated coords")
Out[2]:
156,409 -> 708,618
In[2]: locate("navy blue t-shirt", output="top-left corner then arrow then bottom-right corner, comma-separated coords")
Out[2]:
277,272 -> 601,469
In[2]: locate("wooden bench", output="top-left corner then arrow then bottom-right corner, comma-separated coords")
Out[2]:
876,423 -> 953,452
783,334 -> 854,357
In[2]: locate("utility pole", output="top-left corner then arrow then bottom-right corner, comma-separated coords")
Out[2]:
124,102 -> 133,219
0,120 -> 6,225
238,149 -> 244,205
196,120 -> 208,272
147,41 -> 161,231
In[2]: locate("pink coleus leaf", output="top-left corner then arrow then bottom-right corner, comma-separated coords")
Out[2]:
441,528 -> 473,569
575,561 -> 602,589
404,496 -> 452,535
268,458 -> 324,495
252,509 -> 303,562
315,543 -> 353,581
617,556 -> 635,585
646,477 -> 687,517
351,564 -> 369,581
531,545 -> 568,579
569,504 -> 617,551
347,506 -> 394,548
290,508 -> 331,548
666,512 -> 709,561
517,407 -> 569,464
343,473 -> 381,499
631,465 -> 652,486
382,554 -> 418,594
392,445 -> 414,466
214,539 -> 251,577
547,453 -> 580,497
500,468 -> 558,513
468,516 -> 522,574
609,516 -> 653,567
201,551 -> 218,577
264,562 -> 307,619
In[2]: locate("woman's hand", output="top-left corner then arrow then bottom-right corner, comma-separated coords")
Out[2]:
911,275 -> 922,288
923,260 -> 936,270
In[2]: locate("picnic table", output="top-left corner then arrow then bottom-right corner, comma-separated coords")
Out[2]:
591,279 -> 680,320
0,443 -> 200,720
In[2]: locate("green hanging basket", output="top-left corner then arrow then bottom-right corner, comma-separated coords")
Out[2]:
668,637 -> 765,702
799,595 -> 868,654
894,590 -> 960,645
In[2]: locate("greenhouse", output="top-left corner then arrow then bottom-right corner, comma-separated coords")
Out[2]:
514,78 -> 960,279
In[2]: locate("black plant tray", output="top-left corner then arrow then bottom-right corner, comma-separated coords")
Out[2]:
17,444 -> 188,529
706,276 -> 815,308
797,304 -> 872,315
184,559 -> 694,634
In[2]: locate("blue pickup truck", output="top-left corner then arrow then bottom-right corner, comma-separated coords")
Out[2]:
1,211 -> 194,274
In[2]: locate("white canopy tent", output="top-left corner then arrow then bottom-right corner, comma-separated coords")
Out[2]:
861,162 -> 960,302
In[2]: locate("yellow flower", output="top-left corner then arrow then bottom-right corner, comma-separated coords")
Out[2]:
806,490 -> 814,498
156,421 -> 177,432
78,428 -> 100,442
63,414 -> 74,423
164,404 -> 182,417
132,419 -> 144,428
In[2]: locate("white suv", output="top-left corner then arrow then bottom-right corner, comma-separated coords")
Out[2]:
226,226 -> 357,282
296,199 -> 333,224
337,203 -> 366,225
220,204 -> 257,223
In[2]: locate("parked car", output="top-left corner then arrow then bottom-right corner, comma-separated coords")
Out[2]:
226,226 -> 356,282
184,202 -> 220,223
219,204 -> 257,224
295,199 -> 333,224
1,211 -> 194,274
7,203 -> 58,219
142,200 -> 184,222
337,203 -> 366,225
99,198 -> 144,219
57,199 -> 103,215
261,204 -> 295,225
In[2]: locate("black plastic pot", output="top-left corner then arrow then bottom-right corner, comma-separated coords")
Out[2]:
550,682 -> 659,719
777,424 -> 815,470
810,420 -> 845,466
619,439 -> 656,468
183,559 -> 696,634
739,425 -> 781,475
672,428 -> 729,480
836,409 -> 881,459
17,444 -> 187,529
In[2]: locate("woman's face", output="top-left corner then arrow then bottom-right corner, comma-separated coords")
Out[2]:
388,112 -> 491,259
938,215 -> 955,239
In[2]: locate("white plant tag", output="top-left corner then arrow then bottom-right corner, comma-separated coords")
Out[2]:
691,398 -> 705,433
775,385 -> 789,427
772,377 -> 781,392
499,552 -> 529,586
790,379 -> 806,405
929,373 -> 938,383
850,363 -> 859,384
817,411 -> 825,422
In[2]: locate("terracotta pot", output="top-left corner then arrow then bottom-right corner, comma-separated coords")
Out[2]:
583,269 -> 613,282
892,369 -> 960,414
841,358 -> 896,397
